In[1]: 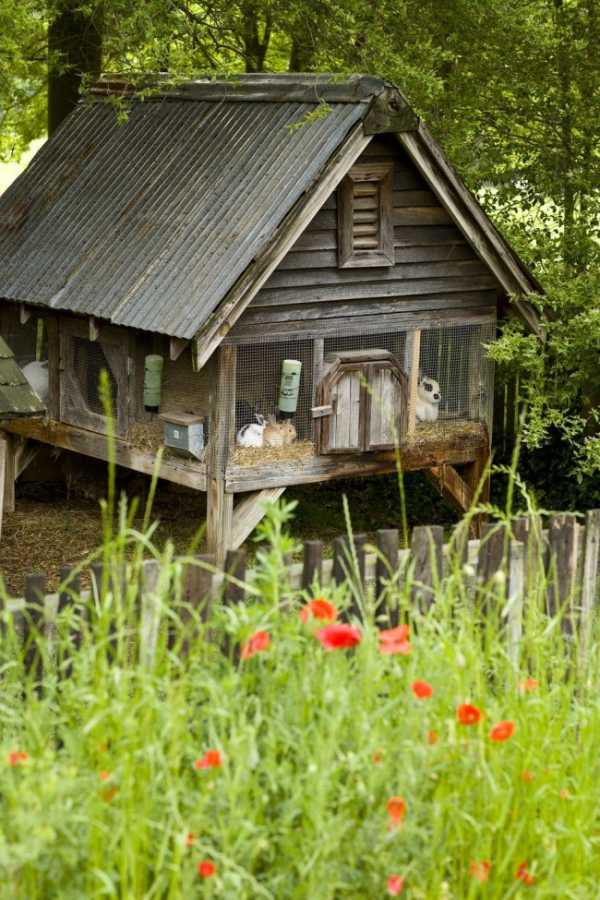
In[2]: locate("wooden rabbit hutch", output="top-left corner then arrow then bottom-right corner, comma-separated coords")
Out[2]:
0,74 -> 541,562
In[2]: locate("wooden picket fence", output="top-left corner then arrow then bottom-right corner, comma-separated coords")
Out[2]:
4,509 -> 600,674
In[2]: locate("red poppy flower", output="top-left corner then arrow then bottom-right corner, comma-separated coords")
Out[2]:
518,677 -> 539,693
315,623 -> 361,651
300,598 -> 337,623
489,720 -> 515,742
185,831 -> 195,848
559,787 -> 570,799
387,874 -> 405,895
426,730 -> 439,745
378,624 -> 411,655
469,860 -> 491,883
372,751 -> 383,764
386,796 -> 406,825
515,862 -> 535,885
7,751 -> 28,767
99,770 -> 111,782
194,749 -> 222,770
457,703 -> 484,725
241,630 -> 270,660
380,624 -> 409,643
197,859 -> 216,878
521,770 -> 534,783
411,680 -> 433,699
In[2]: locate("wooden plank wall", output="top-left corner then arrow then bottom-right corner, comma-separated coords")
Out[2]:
233,136 -> 499,339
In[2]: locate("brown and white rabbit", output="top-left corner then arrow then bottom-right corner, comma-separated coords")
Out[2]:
263,417 -> 297,448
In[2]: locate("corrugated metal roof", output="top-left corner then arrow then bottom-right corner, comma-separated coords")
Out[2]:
0,95 -> 366,338
0,335 -> 45,418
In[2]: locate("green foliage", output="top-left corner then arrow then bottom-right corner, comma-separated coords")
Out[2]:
490,269 -> 600,477
1,499 -> 600,896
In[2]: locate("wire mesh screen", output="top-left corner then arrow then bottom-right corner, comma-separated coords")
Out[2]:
419,321 -> 495,429
71,337 -> 118,415
235,339 -> 314,439
228,319 -> 494,461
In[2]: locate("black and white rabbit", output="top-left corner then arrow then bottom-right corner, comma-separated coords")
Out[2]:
236,412 -> 267,448
416,374 -> 441,422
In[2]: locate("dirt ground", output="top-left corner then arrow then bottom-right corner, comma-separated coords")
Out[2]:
0,451 -> 457,596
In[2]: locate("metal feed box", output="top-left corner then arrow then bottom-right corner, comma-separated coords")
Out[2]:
159,413 -> 205,460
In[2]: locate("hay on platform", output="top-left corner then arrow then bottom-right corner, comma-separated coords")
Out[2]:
126,420 -> 165,453
232,440 -> 314,467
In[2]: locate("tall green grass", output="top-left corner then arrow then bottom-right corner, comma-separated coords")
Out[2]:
1,380 -> 598,898
0,488 -> 599,899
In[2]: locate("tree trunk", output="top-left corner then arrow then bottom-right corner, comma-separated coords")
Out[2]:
48,1 -> 103,135
241,2 -> 271,72
553,0 -> 576,273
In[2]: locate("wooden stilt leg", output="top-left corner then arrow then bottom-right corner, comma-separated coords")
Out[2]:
463,445 -> 491,538
206,477 -> 234,567
206,345 -> 237,567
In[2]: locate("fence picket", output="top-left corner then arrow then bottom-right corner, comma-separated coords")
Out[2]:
506,540 -> 524,670
547,514 -> 580,633
410,525 -> 443,611
302,540 -> 323,591
3,510 -> 600,679
580,510 -> 600,663
375,529 -> 399,624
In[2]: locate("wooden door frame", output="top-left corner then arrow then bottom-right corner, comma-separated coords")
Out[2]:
315,349 -> 408,455
59,317 -> 130,435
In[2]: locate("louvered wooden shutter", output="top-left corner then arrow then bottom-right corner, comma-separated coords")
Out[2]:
338,162 -> 394,268
352,181 -> 380,250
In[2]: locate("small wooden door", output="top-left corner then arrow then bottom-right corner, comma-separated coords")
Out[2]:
316,350 -> 407,454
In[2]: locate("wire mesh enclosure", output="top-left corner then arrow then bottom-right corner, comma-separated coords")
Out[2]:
228,319 -> 494,464
71,337 -> 118,416
59,320 -> 128,435
419,321 -> 495,430
235,339 -> 314,439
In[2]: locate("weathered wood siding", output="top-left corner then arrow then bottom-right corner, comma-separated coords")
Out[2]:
232,136 -> 499,339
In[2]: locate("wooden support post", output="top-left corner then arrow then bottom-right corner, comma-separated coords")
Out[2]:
405,329 -> 421,436
463,443 -> 491,537
230,487 -> 286,549
426,464 -> 474,517
46,315 -> 60,419
312,338 -> 324,409
206,346 -> 237,566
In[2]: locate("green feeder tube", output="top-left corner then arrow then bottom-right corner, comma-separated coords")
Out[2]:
278,359 -> 302,417
144,354 -> 164,411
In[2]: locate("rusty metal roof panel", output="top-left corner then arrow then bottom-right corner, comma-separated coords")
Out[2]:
0,96 -> 366,338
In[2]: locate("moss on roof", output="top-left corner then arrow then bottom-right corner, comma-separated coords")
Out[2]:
0,335 -> 45,419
